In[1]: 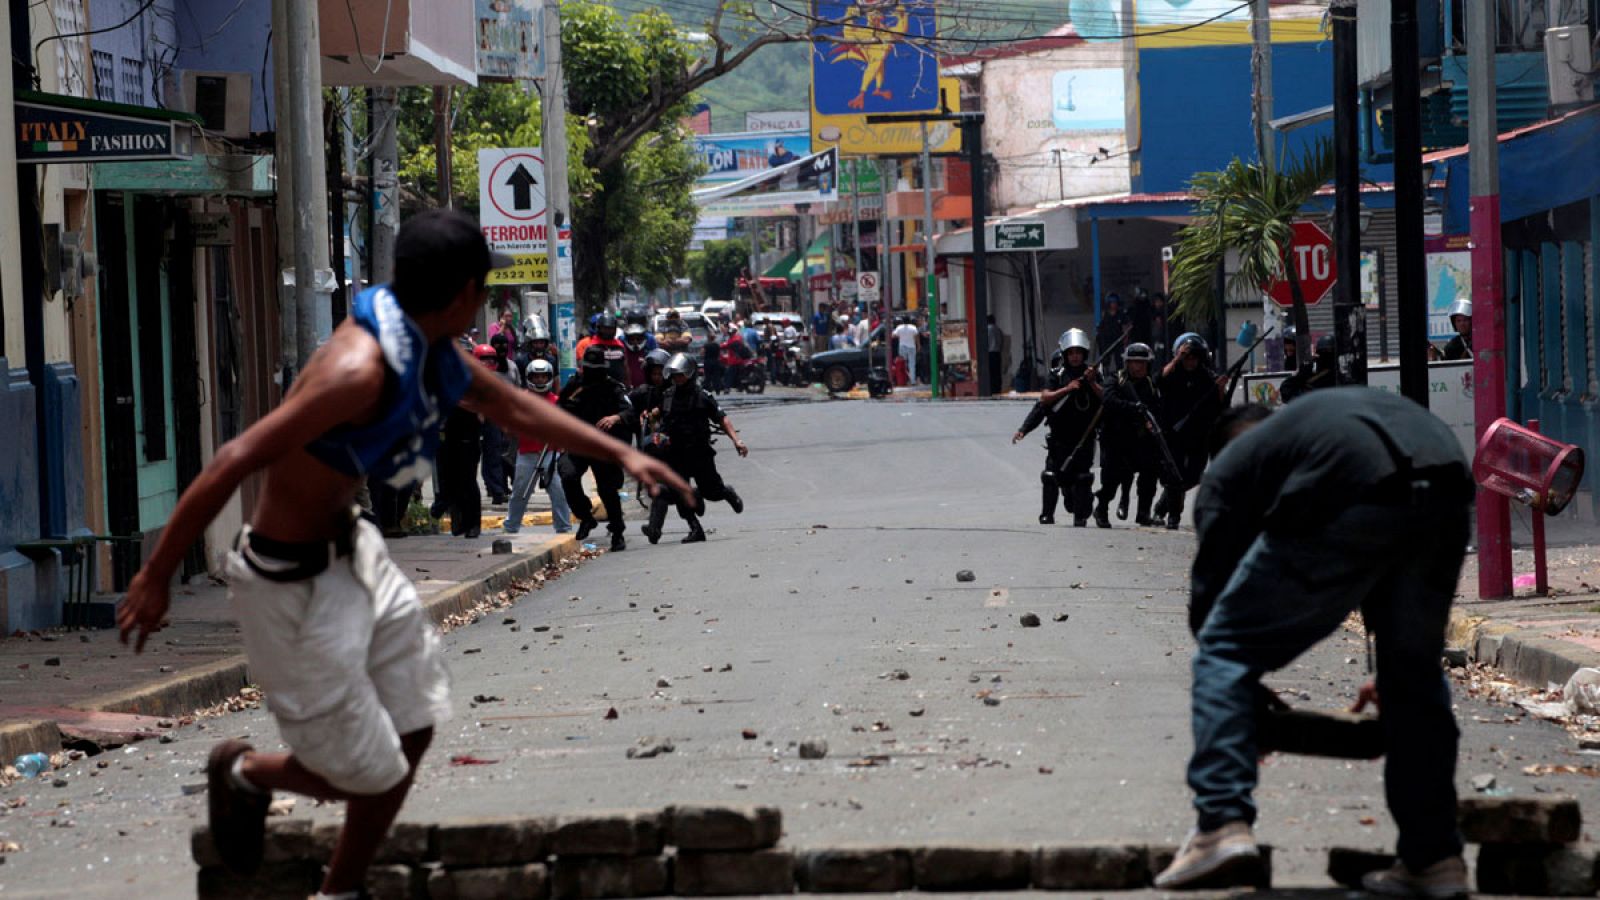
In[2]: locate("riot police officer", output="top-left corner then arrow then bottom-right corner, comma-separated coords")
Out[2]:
558,344 -> 635,551
1279,333 -> 1350,403
1155,333 -> 1227,530
628,349 -> 673,440
642,353 -> 748,545
1096,342 -> 1168,527
1013,329 -> 1102,527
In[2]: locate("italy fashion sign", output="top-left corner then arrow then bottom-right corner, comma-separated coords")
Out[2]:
15,90 -> 196,164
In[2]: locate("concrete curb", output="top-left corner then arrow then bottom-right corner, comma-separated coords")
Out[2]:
1,536 -> 579,762
1449,610 -> 1600,689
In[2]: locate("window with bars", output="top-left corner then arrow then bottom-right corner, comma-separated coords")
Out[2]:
92,50 -> 116,102
52,0 -> 87,97
121,56 -> 145,106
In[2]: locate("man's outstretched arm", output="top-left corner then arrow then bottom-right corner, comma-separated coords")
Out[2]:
118,333 -> 385,650
459,358 -> 693,499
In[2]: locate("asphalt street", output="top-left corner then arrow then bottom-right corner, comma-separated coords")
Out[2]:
2,396 -> 1597,898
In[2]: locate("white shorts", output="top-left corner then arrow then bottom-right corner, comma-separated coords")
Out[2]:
226,518 -> 451,795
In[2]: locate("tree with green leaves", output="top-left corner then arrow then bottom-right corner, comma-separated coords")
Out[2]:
1167,138 -> 1334,366
688,237 -> 750,302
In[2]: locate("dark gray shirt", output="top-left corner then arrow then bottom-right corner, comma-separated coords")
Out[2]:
1190,388 -> 1470,628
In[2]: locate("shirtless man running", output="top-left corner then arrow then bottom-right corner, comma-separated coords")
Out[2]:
116,209 -> 690,899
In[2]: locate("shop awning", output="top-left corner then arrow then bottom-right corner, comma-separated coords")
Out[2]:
1431,104 -> 1600,229
792,232 -> 834,281
762,250 -> 800,280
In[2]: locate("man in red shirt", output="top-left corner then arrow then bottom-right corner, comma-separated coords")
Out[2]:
575,313 -> 627,383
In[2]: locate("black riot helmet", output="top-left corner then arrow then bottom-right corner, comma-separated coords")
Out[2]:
1124,342 -> 1153,363
580,344 -> 610,370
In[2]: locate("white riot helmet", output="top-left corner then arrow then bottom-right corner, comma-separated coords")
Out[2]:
1058,328 -> 1091,354
522,315 -> 551,343
665,352 -> 697,380
1448,297 -> 1472,320
525,358 -> 556,392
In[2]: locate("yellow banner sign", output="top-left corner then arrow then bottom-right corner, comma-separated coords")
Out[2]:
812,78 -> 964,156
487,253 -> 549,286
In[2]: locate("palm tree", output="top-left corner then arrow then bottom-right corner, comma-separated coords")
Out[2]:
1168,138 -> 1334,366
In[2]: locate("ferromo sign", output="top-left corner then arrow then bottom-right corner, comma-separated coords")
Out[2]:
15,90 -> 197,164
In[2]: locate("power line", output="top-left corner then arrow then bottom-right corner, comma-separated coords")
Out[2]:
34,0 -> 158,72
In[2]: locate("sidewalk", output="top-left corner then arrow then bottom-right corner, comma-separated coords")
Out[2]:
0,527 -> 580,762
1450,500 -> 1600,689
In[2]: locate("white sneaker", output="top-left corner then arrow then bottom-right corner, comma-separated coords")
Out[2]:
1153,821 -> 1262,890
1362,856 -> 1469,898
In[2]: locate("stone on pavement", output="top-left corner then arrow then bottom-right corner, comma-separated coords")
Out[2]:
551,810 -> 664,857
665,804 -> 782,850
1476,843 -> 1599,896
1031,843 -> 1149,890
550,854 -> 671,899
910,845 -> 1031,891
673,849 -> 795,895
1458,795 -> 1582,844
437,815 -> 551,865
795,846 -> 914,892
428,862 -> 550,900
798,739 -> 828,760
1326,847 -> 1397,889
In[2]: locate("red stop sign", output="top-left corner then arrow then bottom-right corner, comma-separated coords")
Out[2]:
1266,221 -> 1335,307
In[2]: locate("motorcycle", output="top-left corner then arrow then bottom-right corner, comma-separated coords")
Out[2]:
724,353 -> 767,394
778,342 -> 810,386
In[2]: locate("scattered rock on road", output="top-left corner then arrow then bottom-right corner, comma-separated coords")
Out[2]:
799,740 -> 829,760
626,738 -> 675,759
1020,613 -> 1041,628
1471,773 -> 1498,793
956,570 -> 976,582
1053,613 -> 1071,622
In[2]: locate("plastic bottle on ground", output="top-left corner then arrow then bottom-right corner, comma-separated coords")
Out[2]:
13,752 -> 50,778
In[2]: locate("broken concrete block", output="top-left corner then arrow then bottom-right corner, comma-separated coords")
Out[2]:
437,816 -> 551,866
551,811 -> 664,857
196,862 -> 322,900
665,805 -> 782,851
1459,796 -> 1582,844
911,846 -> 1030,891
550,855 -> 670,899
1032,844 -> 1148,890
795,847 -> 913,893
376,821 -> 434,864
431,863 -> 549,900
673,849 -> 794,895
365,864 -> 418,900
1477,843 -> 1599,896
1326,848 -> 1397,889
260,819 -> 319,863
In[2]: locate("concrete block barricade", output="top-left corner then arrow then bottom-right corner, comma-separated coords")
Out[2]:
1459,795 -> 1583,844
673,849 -> 795,896
910,845 -> 1031,891
665,804 -> 782,850
428,863 -> 550,899
794,847 -> 913,893
437,815 -> 552,866
1031,843 -> 1149,890
551,855 -> 671,899
1476,843 -> 1600,896
551,810 -> 665,857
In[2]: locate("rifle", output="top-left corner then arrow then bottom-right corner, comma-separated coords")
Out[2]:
1051,331 -> 1128,414
1171,327 -> 1274,434
1140,403 -> 1186,485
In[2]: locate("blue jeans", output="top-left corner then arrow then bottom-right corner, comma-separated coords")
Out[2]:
505,452 -> 571,534
1188,500 -> 1468,870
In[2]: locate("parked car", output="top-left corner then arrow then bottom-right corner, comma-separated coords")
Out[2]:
807,324 -> 887,393
652,310 -> 715,360
701,299 -> 736,322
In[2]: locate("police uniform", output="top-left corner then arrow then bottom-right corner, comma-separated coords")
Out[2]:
558,346 -> 634,550
1155,335 -> 1223,529
644,362 -> 744,543
1096,344 -> 1165,527
1018,332 -> 1101,527
1279,335 -> 1351,403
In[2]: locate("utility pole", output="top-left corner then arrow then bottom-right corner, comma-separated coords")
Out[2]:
283,0 -> 330,368
434,86 -> 453,208
878,158 -> 892,380
542,2 -> 575,322
1250,0 -> 1275,169
1467,0 -> 1512,597
962,114 -> 991,397
1331,0 -> 1366,384
326,97 -> 347,324
270,0 -> 297,388
1392,0 -> 1428,405
920,123 -> 940,398
369,87 -> 400,284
